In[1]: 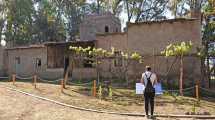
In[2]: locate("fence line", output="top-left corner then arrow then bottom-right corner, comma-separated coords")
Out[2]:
0,76 -> 9,79
37,76 -> 62,83
199,87 -> 215,94
67,81 -> 93,86
162,86 -> 195,93
16,75 -> 33,80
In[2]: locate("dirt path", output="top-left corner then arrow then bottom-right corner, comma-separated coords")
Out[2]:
0,86 -> 146,120
0,86 -> 198,120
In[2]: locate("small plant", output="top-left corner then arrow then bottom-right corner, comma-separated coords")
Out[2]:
172,92 -> 179,102
191,103 -> 197,114
108,86 -> 113,100
98,85 -> 102,99
192,104 -> 196,113
78,79 -> 81,84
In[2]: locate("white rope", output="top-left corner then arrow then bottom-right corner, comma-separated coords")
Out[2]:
16,75 -> 33,80
182,86 -> 195,91
199,87 -> 215,94
67,81 -> 93,86
163,86 -> 195,93
0,76 -> 9,79
37,76 -> 62,83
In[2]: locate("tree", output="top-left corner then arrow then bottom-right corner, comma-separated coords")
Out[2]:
86,0 -> 123,17
4,0 -> 35,46
161,41 -> 193,95
202,0 -> 215,88
69,46 -> 143,86
0,0 -> 6,43
32,0 -> 66,43
61,0 -> 87,41
168,0 -> 206,18
125,0 -> 169,22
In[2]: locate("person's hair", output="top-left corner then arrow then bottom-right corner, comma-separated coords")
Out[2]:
146,66 -> 151,71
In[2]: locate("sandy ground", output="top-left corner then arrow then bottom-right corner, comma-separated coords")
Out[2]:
0,86 -> 200,120
2,81 -> 214,116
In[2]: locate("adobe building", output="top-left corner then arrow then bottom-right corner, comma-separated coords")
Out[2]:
3,41 -> 95,80
96,18 -> 202,87
0,12 -> 207,88
80,12 -> 121,41
0,46 -> 5,76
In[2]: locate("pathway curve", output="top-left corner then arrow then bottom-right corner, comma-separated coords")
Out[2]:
0,86 -> 197,120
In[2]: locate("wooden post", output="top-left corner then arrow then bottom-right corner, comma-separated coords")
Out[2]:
195,84 -> 199,101
33,75 -> 37,88
61,79 -> 64,93
63,72 -> 68,89
12,74 -> 16,85
93,80 -> 96,97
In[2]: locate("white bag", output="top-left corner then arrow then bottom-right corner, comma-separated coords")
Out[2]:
136,83 -> 145,94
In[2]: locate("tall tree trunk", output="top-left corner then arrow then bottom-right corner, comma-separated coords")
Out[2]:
200,57 -> 205,87
165,57 -> 178,89
179,55 -> 183,96
205,42 -> 210,88
96,58 -> 100,85
125,0 -> 130,21
97,0 -> 100,14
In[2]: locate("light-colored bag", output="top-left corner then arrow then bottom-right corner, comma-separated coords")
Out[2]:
136,83 -> 145,94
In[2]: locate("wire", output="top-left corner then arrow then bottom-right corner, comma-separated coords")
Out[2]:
0,76 -> 9,79
67,81 -> 93,86
16,75 -> 33,80
37,76 -> 62,83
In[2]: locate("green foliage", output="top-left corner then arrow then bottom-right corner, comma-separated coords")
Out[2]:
69,46 -> 143,63
161,41 -> 193,57
130,52 -> 141,60
125,0 -> 169,22
108,86 -> 113,99
191,102 -> 197,113
4,0 -> 35,45
98,85 -> 102,99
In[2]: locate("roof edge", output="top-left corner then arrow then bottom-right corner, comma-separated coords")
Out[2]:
128,18 -> 198,27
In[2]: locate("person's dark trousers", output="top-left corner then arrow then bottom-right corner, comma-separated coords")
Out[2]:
144,92 -> 155,116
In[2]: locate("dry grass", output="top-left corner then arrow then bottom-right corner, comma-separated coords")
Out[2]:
1,80 -> 215,115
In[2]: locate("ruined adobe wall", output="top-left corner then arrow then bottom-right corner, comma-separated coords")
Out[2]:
96,33 -> 128,79
96,33 -> 127,51
127,19 -> 201,55
96,19 -> 202,86
0,46 -> 5,76
5,47 -> 47,76
5,47 -> 64,79
127,19 -> 202,86
80,13 -> 121,41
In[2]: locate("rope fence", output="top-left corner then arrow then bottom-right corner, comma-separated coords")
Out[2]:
16,75 -> 33,80
0,74 -> 215,100
67,81 -> 93,86
163,86 -> 195,93
0,76 -> 9,79
37,76 -> 62,83
199,87 -> 215,100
